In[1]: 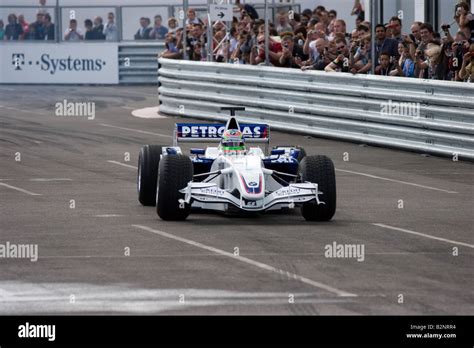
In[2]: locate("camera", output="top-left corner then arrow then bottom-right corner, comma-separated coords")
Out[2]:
441,24 -> 451,31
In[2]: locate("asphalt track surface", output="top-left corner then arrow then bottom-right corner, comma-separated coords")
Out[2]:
0,85 -> 472,315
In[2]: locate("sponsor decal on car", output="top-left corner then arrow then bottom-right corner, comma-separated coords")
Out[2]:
274,187 -> 302,197
176,123 -> 269,139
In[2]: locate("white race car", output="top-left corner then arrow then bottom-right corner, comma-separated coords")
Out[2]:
137,107 -> 336,221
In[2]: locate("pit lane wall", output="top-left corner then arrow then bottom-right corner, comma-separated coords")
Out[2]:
158,58 -> 474,161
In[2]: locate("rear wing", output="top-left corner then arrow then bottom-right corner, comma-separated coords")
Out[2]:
173,123 -> 270,146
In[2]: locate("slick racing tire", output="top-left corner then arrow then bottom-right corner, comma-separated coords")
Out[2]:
157,155 -> 193,221
298,155 -> 336,221
137,145 -> 164,206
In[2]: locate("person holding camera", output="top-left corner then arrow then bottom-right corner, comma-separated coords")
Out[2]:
278,32 -> 307,68
301,38 -> 332,71
64,19 -> 83,41
454,2 -> 474,40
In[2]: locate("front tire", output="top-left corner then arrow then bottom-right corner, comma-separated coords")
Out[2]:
299,155 -> 336,221
137,145 -> 163,206
295,146 -> 307,162
157,155 -> 193,220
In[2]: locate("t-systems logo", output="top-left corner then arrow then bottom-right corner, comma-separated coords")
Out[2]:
12,53 -> 25,70
11,53 -> 106,75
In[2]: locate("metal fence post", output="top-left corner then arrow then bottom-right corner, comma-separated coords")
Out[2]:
183,0 -> 189,60
370,0 -> 378,75
264,0 -> 269,66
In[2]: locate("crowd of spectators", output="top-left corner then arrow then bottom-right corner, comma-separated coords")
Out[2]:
159,0 -> 474,82
2,12 -> 55,41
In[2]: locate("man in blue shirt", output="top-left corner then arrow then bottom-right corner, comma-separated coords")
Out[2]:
374,24 -> 399,67
150,15 -> 168,40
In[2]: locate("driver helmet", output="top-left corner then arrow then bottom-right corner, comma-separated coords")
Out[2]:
220,129 -> 246,155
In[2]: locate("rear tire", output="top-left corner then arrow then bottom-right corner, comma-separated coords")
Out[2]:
137,145 -> 163,206
157,155 -> 193,220
299,155 -> 336,221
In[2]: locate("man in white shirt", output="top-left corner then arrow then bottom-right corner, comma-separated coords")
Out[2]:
64,19 -> 83,41
103,12 -> 118,41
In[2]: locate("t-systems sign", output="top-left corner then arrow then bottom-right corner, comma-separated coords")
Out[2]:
0,43 -> 118,84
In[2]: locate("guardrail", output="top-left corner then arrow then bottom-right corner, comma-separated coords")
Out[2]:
119,43 -> 164,84
158,58 -> 474,160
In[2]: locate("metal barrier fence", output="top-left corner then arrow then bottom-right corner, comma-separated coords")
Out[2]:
158,58 -> 474,160
119,43 -> 164,84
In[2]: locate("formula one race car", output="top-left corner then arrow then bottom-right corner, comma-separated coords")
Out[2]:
137,107 -> 336,221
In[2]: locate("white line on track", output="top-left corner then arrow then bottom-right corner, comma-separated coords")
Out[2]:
335,168 -> 458,194
29,178 -> 72,182
107,160 -> 137,170
133,224 -> 357,297
0,183 -> 41,196
372,223 -> 474,249
95,214 -> 124,217
100,123 -> 172,138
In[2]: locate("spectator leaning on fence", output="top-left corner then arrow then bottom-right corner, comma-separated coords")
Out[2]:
459,43 -> 474,81
64,19 -> 83,41
350,37 -> 372,74
325,38 -> 351,72
160,32 -> 180,59
103,12 -> 118,41
5,14 -> 23,40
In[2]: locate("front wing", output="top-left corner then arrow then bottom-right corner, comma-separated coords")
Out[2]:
179,182 -> 324,212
